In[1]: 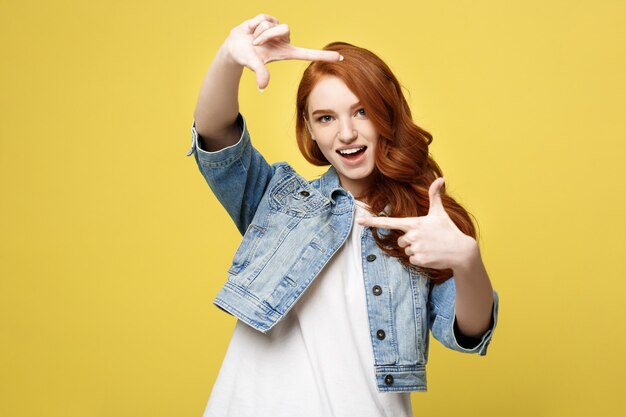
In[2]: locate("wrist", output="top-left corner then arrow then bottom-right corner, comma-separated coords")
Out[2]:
217,42 -> 243,69
452,237 -> 481,275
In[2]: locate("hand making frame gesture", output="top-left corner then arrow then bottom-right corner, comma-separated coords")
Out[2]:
223,14 -> 343,90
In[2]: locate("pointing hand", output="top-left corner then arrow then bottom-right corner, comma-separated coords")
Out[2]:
357,177 -> 477,271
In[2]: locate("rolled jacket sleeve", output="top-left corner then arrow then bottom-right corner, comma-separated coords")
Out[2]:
428,277 -> 499,356
186,114 -> 246,160
186,114 -> 275,235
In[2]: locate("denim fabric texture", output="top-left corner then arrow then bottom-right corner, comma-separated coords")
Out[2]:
187,114 -> 500,392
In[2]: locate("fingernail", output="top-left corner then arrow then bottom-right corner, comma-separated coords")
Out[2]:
259,88 -> 264,93
252,37 -> 261,46
338,54 -> 344,62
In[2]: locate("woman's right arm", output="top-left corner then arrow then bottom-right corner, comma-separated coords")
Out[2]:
188,14 -> 342,233
192,44 -> 243,151
192,14 -> 276,151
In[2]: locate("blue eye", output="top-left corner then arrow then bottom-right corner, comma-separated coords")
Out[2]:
318,115 -> 332,123
357,108 -> 366,116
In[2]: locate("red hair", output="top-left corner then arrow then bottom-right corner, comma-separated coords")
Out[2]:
296,42 -> 477,283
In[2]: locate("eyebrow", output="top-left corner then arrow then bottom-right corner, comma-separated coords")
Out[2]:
311,102 -> 363,116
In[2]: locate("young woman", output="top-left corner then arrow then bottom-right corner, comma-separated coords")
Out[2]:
187,13 -> 499,417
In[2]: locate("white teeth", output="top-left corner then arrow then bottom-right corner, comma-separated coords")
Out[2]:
338,147 -> 364,155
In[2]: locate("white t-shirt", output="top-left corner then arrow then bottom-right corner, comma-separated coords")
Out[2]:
202,201 -> 412,417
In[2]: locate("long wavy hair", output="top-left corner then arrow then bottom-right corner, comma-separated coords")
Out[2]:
295,42 -> 478,283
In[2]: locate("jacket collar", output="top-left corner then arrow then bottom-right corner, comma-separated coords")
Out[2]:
316,165 -> 351,204
316,166 -> 392,216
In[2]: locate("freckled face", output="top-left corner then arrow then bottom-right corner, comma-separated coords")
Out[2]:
306,76 -> 379,197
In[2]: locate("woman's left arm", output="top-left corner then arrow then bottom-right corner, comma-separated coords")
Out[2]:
357,176 -> 495,338
449,241 -> 494,338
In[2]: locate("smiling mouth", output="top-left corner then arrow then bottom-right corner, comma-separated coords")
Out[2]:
337,146 -> 367,159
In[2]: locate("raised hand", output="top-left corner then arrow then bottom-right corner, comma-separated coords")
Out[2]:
357,177 -> 478,272
223,14 -> 343,90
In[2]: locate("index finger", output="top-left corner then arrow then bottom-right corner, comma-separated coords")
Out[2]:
357,216 -> 414,232
288,46 -> 343,62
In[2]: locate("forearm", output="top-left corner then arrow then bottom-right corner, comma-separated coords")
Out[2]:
193,44 -> 244,151
452,241 -> 495,338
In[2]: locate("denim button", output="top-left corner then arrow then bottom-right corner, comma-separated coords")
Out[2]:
376,329 -> 386,340
300,190 -> 310,197
366,254 -> 376,262
384,374 -> 394,385
372,285 -> 382,296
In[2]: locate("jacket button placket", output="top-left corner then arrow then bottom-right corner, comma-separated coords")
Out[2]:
368,255 -> 387,341
367,255 -> 382,296
362,236 -> 394,366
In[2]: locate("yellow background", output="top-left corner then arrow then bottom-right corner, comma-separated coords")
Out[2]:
2,0 -> 625,415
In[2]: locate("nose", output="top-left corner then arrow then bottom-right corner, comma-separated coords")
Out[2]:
337,118 -> 358,143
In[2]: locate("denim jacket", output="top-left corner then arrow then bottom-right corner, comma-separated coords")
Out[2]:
186,114 -> 499,393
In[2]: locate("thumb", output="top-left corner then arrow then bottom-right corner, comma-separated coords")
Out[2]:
252,63 -> 270,90
427,177 -> 446,216
255,68 -> 270,91
245,52 -> 270,90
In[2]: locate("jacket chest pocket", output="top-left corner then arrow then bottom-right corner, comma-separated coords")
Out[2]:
269,176 -> 330,217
